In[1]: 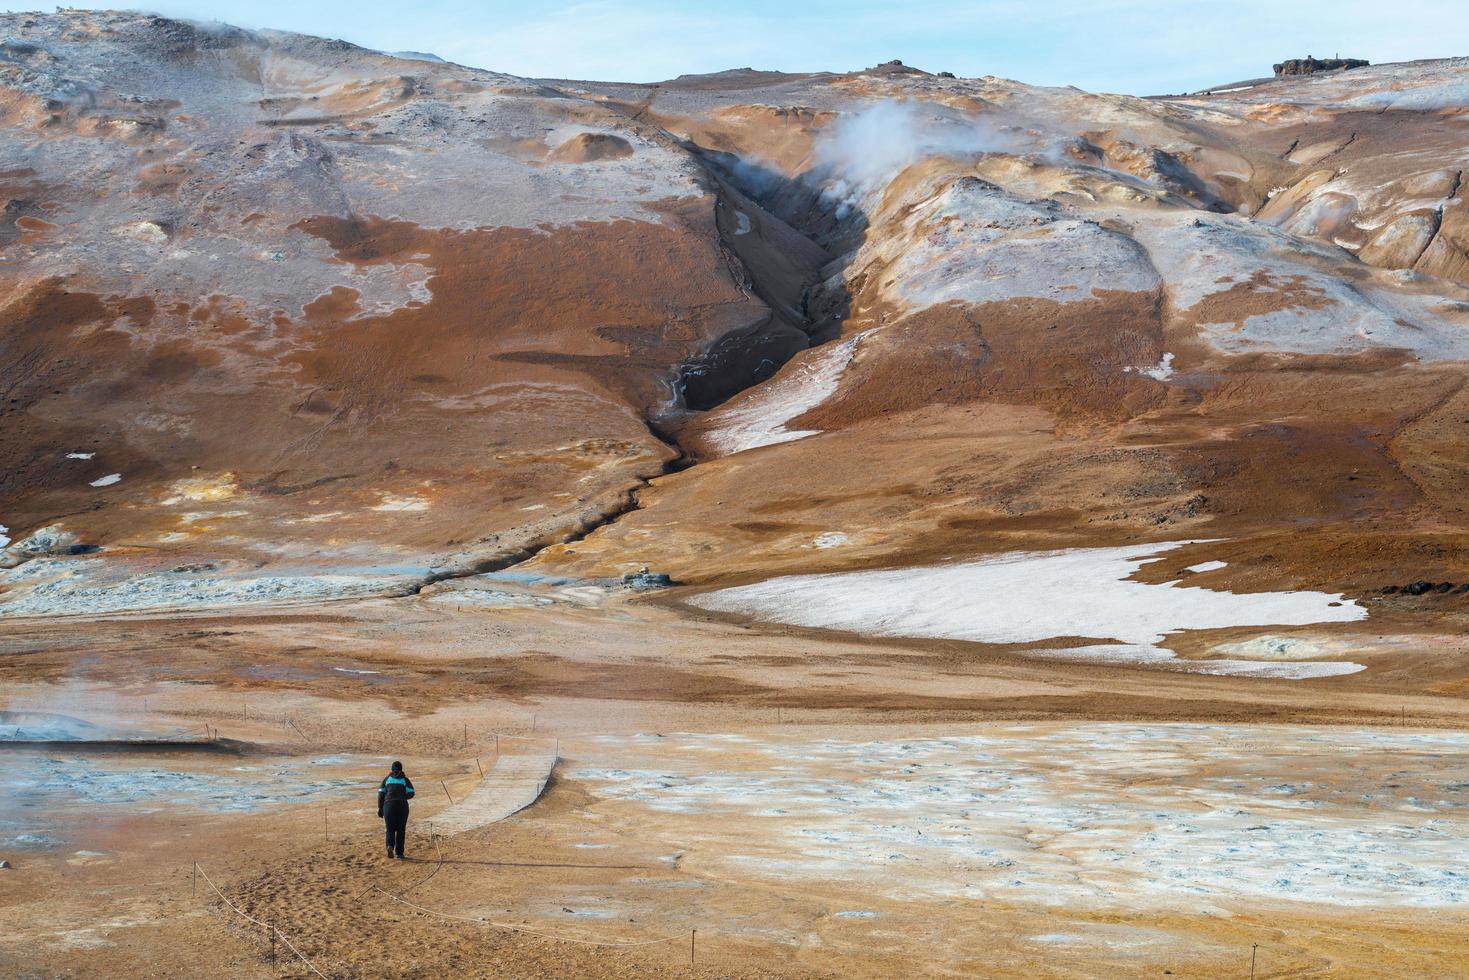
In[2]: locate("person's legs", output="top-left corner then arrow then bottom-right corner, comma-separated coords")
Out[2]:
385,801 -> 408,857
384,815 -> 396,856
392,809 -> 407,857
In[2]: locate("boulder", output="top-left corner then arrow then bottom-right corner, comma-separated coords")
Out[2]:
622,567 -> 674,589
0,525 -> 82,568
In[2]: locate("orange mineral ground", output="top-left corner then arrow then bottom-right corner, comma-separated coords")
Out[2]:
5,10 -> 1469,976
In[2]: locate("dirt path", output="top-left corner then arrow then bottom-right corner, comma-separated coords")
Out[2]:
430,738 -> 559,836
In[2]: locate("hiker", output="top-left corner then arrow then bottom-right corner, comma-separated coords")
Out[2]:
377,760 -> 415,859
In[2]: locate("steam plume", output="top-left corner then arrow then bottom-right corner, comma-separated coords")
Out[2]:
812,100 -> 1035,213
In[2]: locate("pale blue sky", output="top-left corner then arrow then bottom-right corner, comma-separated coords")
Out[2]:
7,1 -> 1467,93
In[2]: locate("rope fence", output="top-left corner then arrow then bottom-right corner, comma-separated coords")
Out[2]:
338,806 -> 694,960
194,861 -> 330,979
403,824 -> 447,895
348,820 -> 446,904
190,731 -> 694,970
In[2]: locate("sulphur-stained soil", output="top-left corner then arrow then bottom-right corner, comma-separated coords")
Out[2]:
9,9 -> 1469,976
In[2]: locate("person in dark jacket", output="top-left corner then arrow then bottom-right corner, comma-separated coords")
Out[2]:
377,761 -> 415,858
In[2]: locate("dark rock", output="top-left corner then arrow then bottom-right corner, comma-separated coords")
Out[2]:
1380,585 -> 1400,594
622,567 -> 674,589
1435,582 -> 1455,593
1273,56 -> 1369,77
1456,584 -> 1469,594
1405,580 -> 1433,596
937,71 -> 956,79
867,59 -> 927,76
675,319 -> 807,411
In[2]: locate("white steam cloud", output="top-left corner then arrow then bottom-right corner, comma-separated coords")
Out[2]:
813,100 -> 1036,215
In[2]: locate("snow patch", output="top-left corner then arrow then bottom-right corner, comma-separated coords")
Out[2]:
371,493 -> 429,512
693,542 -> 1365,675
809,532 -> 849,549
65,452 -> 94,460
1126,352 -> 1174,381
1187,560 -> 1227,573
704,334 -> 865,456
1028,643 -> 1363,677
733,211 -> 752,235
89,474 -> 121,488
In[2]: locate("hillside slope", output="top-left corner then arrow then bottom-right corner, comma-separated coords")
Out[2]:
0,10 -> 804,612
4,11 -> 1469,651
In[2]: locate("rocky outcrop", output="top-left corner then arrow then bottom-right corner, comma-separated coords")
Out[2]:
865,59 -> 928,76
1274,56 -> 1369,77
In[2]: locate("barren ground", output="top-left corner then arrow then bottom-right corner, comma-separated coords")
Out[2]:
7,12 -> 1469,977
5,584 -> 1469,977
